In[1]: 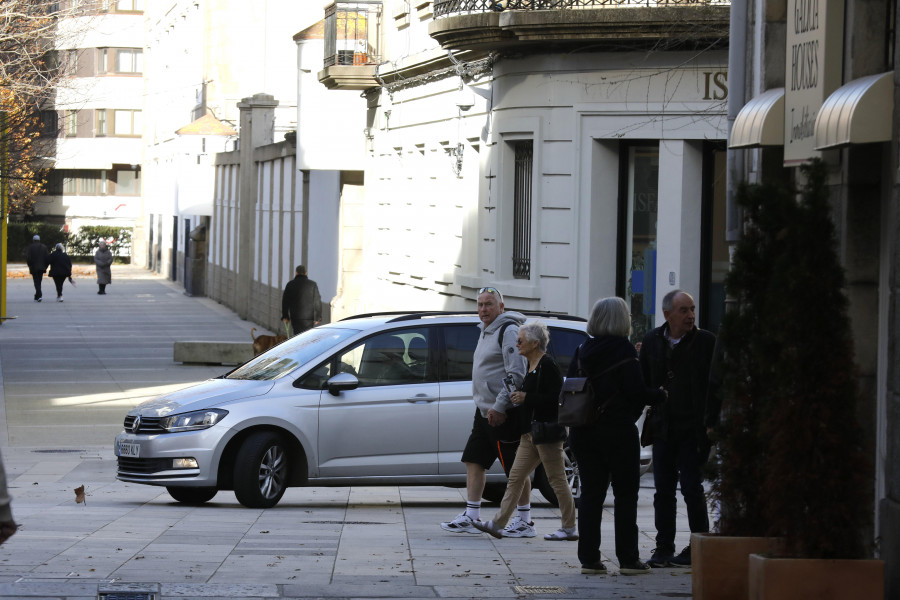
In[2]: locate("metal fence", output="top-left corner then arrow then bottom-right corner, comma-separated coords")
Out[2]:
434,0 -> 729,17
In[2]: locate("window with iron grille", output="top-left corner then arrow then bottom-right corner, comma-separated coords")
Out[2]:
323,2 -> 383,67
512,140 -> 533,279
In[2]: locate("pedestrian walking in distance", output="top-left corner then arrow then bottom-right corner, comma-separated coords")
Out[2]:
94,240 -> 113,295
281,265 -> 321,336
48,243 -> 73,302
25,234 -> 50,302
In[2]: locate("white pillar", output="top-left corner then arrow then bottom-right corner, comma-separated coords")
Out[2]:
654,140 -> 703,325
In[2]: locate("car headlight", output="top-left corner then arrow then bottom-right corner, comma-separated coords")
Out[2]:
159,409 -> 228,433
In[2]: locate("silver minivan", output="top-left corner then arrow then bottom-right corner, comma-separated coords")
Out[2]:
115,312 -> 650,508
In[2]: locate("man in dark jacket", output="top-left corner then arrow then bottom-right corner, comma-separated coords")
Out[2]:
639,289 -> 716,569
25,235 -> 50,302
281,265 -> 322,336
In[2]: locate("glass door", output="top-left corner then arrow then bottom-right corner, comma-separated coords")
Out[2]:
622,144 -> 660,343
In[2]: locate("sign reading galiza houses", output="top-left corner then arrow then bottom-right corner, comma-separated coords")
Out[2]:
784,0 -> 844,166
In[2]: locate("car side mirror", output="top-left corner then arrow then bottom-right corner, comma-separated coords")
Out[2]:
326,372 -> 360,396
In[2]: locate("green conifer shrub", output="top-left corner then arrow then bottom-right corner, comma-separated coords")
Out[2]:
712,159 -> 870,559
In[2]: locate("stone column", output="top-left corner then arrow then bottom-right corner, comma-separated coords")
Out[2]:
235,93 -> 278,319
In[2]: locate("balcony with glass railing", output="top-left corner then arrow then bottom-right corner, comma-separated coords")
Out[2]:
429,0 -> 730,52
318,1 -> 383,91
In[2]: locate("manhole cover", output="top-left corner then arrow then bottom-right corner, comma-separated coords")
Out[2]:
513,585 -> 567,594
98,582 -> 159,600
32,449 -> 84,453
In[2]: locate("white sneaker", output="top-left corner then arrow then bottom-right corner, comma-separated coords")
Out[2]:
57,296 -> 63,302
502,515 -> 536,538
440,513 -> 480,534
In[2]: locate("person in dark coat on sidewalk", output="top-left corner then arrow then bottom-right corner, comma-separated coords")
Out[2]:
568,297 -> 667,576
281,265 -> 322,335
94,240 -> 113,295
47,243 -> 73,302
639,289 -> 717,569
25,235 -> 50,302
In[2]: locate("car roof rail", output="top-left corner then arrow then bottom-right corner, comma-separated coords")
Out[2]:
340,310 -> 586,323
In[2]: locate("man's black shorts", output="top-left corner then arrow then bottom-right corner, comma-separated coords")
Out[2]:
461,409 -> 519,476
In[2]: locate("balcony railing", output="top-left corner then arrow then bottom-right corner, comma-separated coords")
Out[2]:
434,0 -> 729,17
324,1 -> 383,68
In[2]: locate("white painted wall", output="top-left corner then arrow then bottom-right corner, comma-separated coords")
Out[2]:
360,48 -> 728,316
296,37 -> 367,171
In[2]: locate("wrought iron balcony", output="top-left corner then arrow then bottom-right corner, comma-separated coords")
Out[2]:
429,0 -> 730,51
434,0 -> 730,17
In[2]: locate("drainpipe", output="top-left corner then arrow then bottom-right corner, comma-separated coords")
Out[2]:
726,0 -> 747,244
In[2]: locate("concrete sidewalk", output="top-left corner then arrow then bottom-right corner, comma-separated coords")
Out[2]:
0,266 -> 696,599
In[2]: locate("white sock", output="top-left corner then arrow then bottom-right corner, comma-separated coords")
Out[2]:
517,504 -> 531,524
465,501 -> 481,521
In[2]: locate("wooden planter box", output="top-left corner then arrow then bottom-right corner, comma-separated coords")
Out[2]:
692,532 -> 783,600
748,553 -> 884,599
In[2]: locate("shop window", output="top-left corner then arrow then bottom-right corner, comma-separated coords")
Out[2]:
621,143 -> 659,343
512,140 -> 533,280
700,143 -> 728,334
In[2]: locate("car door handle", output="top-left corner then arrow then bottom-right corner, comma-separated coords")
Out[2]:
407,394 -> 437,404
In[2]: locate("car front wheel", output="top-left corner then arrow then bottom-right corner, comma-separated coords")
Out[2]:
233,432 -> 289,508
166,486 -> 217,505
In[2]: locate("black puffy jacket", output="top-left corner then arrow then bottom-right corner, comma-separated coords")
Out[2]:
568,335 -> 666,426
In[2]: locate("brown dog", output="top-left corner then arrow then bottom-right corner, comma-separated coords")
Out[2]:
251,327 -> 287,355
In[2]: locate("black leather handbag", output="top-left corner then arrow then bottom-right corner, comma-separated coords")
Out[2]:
530,420 -> 567,444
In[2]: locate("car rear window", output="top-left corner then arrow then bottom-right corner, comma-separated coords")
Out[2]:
547,327 -> 589,373
226,327 -> 359,381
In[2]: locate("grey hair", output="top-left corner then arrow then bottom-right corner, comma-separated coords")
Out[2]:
586,297 -> 632,338
519,319 -> 549,353
662,289 -> 686,312
55,243 -> 64,251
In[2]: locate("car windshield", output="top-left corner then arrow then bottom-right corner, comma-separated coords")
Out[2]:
225,327 -> 359,381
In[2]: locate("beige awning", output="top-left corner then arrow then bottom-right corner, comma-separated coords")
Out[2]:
729,88 -> 785,149
815,71 -> 894,150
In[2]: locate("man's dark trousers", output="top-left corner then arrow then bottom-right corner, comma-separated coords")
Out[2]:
31,274 -> 44,300
290,319 -> 315,336
651,429 -> 709,553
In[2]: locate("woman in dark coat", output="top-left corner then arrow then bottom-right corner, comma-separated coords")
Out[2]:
47,243 -> 73,302
94,240 -> 113,295
569,296 -> 667,576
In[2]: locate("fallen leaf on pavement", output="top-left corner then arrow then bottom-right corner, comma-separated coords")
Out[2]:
74,485 -> 86,504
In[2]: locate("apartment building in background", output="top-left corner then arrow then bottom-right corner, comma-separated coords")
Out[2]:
32,1 -> 145,243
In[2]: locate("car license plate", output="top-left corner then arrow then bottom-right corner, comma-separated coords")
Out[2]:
118,442 -> 140,458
